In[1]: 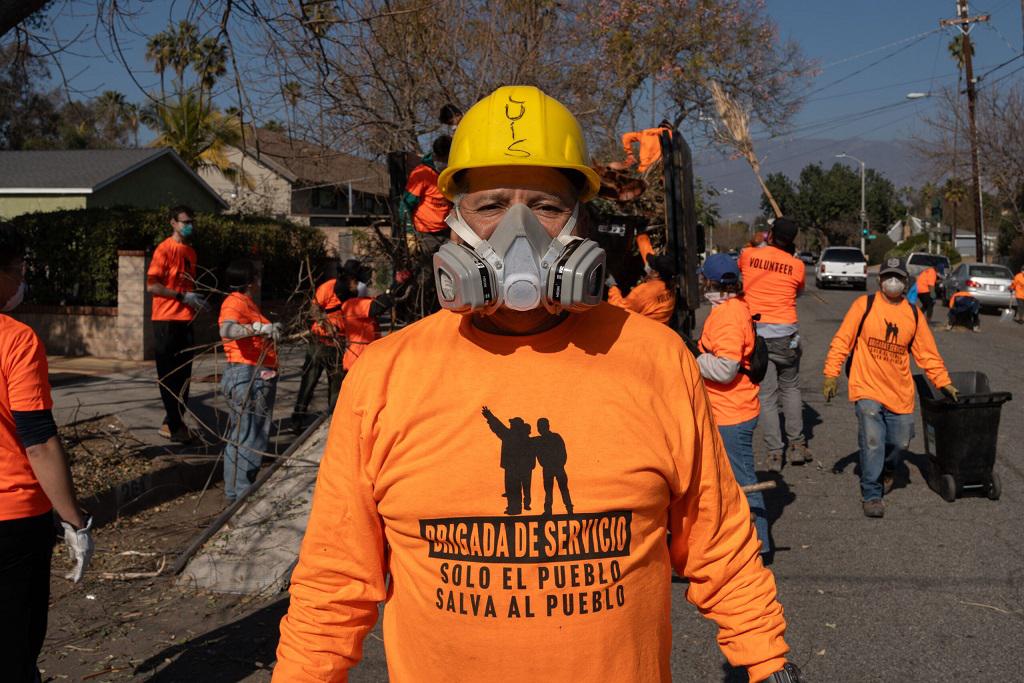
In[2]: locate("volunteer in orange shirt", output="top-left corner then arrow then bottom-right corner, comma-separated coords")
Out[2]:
1009,265 -> 1024,324
946,290 -> 981,332
697,254 -> 770,560
218,258 -> 281,502
400,135 -> 454,255
621,119 -> 673,172
915,265 -> 939,322
605,233 -> 676,324
0,222 -> 93,682
146,205 -> 208,443
275,86 -> 797,683
738,217 -> 810,472
292,265 -> 351,426
823,257 -> 957,518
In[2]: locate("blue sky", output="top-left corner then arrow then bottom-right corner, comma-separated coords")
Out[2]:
39,0 -> 1024,145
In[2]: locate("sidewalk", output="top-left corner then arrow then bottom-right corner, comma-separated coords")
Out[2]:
48,345 -> 323,451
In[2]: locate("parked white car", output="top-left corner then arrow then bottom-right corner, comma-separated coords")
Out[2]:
943,263 -> 1015,309
815,247 -> 867,290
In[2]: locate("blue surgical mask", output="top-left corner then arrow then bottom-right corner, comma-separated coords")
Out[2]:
180,223 -> 194,239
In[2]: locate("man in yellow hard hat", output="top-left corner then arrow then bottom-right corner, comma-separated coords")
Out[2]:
274,86 -> 795,683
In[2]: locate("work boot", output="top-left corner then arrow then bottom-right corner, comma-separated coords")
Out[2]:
862,499 -> 885,518
787,441 -> 813,465
170,426 -> 199,444
158,423 -> 171,439
766,451 -> 783,473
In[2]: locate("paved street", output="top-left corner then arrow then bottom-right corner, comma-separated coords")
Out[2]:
354,275 -> 1024,681
43,279 -> 1023,682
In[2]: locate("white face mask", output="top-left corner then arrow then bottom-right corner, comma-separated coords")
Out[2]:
704,290 -> 736,307
2,281 -> 25,312
880,277 -> 906,297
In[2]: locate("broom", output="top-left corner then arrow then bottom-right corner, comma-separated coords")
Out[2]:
709,81 -> 782,219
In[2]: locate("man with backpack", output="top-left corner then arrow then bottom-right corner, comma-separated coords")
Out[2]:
697,254 -> 771,560
823,258 -> 957,518
738,216 -> 810,472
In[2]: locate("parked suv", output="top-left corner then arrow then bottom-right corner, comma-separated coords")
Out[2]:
943,263 -> 1015,309
816,247 -> 867,290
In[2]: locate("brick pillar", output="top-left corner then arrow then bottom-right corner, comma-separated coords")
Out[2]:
116,250 -> 153,360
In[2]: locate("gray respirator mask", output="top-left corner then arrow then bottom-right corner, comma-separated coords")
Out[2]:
433,202 -> 606,314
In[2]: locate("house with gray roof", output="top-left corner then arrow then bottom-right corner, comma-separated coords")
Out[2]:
0,148 -> 228,219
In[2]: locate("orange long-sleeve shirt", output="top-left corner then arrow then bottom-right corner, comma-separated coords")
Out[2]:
621,127 -> 670,172
1011,273 -> 1024,300
275,305 -> 788,682
916,267 -> 937,295
738,246 -> 805,325
823,293 -> 951,414
607,280 -> 675,324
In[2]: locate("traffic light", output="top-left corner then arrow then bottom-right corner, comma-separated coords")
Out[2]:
862,228 -> 869,236
931,197 -> 943,221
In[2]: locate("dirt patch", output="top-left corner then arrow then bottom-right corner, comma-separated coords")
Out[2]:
41,486 -> 282,682
62,416 -> 152,499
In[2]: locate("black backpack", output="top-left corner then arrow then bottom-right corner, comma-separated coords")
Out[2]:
844,293 -> 919,377
739,314 -> 769,384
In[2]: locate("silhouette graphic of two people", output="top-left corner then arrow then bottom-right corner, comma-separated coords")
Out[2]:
481,407 -> 573,516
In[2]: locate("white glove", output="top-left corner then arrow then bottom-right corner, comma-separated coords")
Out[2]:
61,516 -> 94,583
252,321 -> 282,342
182,292 -> 209,312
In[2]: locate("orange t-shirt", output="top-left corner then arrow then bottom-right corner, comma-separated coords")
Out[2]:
948,291 -> 976,308
607,279 -> 675,324
1011,273 -> 1024,300
406,163 -> 452,233
698,297 -> 760,427
824,293 -> 951,414
916,268 -> 937,295
275,305 -> 788,683
336,298 -> 378,371
738,246 -> 805,325
622,128 -> 670,172
147,237 -> 198,321
218,292 -> 277,369
310,280 -> 346,341
0,315 -> 54,521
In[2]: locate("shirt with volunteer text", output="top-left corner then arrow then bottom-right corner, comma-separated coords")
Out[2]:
219,292 -> 277,369
738,245 -> 805,326
823,293 -> 951,414
147,236 -> 198,321
406,163 -> 452,233
0,315 -> 54,521
698,297 -> 760,427
274,304 -> 788,683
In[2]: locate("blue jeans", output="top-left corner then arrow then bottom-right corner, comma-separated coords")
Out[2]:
221,363 -> 278,501
718,417 -> 770,554
855,399 -> 914,501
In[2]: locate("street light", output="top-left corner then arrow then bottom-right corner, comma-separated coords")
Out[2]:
906,92 -> 931,100
836,153 -> 867,254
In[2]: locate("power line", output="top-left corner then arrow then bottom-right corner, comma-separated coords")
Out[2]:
817,28 -> 944,70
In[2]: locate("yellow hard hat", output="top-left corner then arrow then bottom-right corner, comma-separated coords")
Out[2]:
437,85 -> 601,202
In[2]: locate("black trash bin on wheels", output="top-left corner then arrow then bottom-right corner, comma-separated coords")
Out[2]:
913,372 -> 1012,502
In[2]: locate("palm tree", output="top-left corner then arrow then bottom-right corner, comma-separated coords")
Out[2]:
168,20 -> 199,89
145,31 -> 173,98
94,90 -> 129,145
145,90 -> 249,186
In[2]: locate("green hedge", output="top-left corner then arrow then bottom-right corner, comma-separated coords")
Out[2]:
8,207 -> 327,306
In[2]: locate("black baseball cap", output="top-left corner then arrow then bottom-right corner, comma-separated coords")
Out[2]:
879,257 -> 908,279
769,216 -> 799,246
646,253 -> 677,278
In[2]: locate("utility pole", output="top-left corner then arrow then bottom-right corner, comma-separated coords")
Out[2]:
941,1 -> 989,262
836,153 -> 867,254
